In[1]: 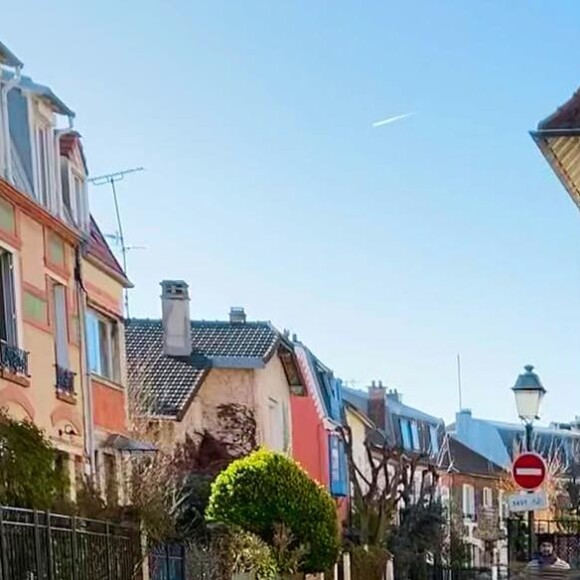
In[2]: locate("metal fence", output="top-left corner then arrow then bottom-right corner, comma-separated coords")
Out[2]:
0,505 -> 142,579
149,543 -> 185,580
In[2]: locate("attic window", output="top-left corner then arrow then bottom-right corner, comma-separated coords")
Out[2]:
279,350 -> 304,395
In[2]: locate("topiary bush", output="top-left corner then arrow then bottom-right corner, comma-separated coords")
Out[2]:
206,448 -> 340,573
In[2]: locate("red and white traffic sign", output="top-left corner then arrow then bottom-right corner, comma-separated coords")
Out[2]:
512,452 -> 547,491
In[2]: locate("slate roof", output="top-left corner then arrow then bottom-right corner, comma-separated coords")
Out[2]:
537,87 -> 580,131
1,71 -> 74,117
342,386 -> 443,455
125,318 -> 282,417
441,436 -> 505,477
86,217 -> 131,287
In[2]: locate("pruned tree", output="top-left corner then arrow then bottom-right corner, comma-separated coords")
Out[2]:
340,423 -> 439,548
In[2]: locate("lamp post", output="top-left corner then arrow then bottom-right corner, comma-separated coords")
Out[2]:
512,364 -> 547,560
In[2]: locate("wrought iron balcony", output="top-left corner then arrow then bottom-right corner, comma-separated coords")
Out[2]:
0,341 -> 29,376
55,365 -> 75,395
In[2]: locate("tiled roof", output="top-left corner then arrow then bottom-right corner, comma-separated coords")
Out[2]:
125,318 -> 281,417
538,87 -> 580,131
86,217 -> 130,286
441,436 -> 505,476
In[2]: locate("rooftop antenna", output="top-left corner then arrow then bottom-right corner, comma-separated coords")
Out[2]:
88,167 -> 144,317
457,353 -> 463,411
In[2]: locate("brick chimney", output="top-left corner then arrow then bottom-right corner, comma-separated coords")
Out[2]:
368,380 -> 386,430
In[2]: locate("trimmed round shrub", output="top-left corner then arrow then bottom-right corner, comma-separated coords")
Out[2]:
206,448 -> 340,573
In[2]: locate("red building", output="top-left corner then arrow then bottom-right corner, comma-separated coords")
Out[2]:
291,341 -> 348,519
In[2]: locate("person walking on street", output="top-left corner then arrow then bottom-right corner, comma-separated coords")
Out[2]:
523,539 -> 570,579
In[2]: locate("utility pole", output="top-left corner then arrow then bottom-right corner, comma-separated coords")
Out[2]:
88,167 -> 144,317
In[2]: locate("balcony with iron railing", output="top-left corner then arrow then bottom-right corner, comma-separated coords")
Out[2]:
55,365 -> 76,403
0,340 -> 29,379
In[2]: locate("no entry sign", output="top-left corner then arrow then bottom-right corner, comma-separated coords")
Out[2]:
512,452 -> 547,490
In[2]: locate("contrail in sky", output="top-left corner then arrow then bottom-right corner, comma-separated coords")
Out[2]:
372,112 -> 415,128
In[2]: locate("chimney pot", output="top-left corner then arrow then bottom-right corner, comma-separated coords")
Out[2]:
229,307 -> 247,324
368,381 -> 386,430
160,280 -> 192,357
292,333 -> 298,342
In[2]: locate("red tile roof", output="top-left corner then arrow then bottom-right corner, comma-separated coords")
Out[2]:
87,216 -> 131,287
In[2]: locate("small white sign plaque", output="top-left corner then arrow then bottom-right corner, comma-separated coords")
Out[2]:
508,490 -> 548,513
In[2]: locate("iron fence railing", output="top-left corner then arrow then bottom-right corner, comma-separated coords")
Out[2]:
0,341 -> 29,376
0,506 -> 142,579
55,365 -> 75,396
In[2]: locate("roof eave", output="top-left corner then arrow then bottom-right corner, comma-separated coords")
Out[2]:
531,129 -> 580,213
176,367 -> 211,421
84,252 -> 133,288
345,400 -> 375,428
0,41 -> 23,69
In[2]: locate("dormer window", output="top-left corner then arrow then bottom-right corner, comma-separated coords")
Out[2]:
59,132 -> 89,232
31,99 -> 59,214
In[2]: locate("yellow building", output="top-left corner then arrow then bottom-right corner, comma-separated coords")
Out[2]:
0,41 -> 131,496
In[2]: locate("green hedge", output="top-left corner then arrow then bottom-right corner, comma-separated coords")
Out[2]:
206,448 -> 340,573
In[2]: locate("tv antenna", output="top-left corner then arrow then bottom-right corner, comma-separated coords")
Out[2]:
88,167 -> 144,317
457,353 -> 463,411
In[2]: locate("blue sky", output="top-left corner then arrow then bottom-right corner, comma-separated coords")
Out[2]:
4,1 -> 580,424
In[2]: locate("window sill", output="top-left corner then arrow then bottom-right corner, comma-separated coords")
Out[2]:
1,369 -> 30,388
90,373 -> 124,391
56,390 -> 77,405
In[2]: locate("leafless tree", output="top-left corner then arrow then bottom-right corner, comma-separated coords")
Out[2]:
341,424 -> 438,547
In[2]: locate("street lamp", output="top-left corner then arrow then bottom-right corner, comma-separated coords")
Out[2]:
512,364 -> 546,560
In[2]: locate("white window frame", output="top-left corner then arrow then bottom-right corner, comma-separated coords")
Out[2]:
462,483 -> 475,517
483,487 -> 493,509
35,124 -> 51,207
86,308 -> 120,383
410,420 -> 420,451
429,425 -> 439,454
30,99 -> 59,214
498,489 -> 509,520
60,148 -> 89,232
0,245 -> 21,349
70,166 -> 88,230
51,281 -> 69,369
400,418 -> 412,449
440,485 -> 450,506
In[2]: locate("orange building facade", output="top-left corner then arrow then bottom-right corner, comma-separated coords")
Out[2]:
0,42 -> 131,498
